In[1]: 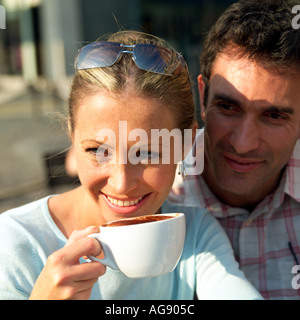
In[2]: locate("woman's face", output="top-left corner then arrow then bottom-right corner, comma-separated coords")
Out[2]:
72,91 -> 179,224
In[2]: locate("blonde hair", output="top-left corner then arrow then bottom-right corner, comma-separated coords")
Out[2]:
68,31 -> 195,132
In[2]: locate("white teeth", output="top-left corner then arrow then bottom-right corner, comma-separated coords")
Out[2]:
107,196 -> 143,207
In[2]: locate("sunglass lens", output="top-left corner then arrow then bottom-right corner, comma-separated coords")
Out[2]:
76,42 -> 122,70
133,44 -> 169,74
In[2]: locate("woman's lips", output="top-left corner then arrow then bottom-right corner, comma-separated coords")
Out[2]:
224,154 -> 264,173
106,195 -> 143,207
101,193 -> 151,215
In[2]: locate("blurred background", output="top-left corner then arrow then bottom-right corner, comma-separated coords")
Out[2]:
0,0 -> 236,212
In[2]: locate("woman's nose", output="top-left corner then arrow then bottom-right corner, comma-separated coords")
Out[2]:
107,164 -> 139,195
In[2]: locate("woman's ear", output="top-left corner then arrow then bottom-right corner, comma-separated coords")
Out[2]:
197,74 -> 206,121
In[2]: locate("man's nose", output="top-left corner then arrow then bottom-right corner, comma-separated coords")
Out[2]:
107,164 -> 139,195
228,117 -> 261,155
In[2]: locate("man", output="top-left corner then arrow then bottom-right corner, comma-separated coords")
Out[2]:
170,0 -> 300,299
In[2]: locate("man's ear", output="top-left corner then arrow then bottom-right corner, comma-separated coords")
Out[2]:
197,74 -> 206,121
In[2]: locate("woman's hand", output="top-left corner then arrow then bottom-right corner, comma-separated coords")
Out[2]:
30,226 -> 106,300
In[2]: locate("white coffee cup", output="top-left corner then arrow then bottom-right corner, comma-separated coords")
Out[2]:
88,213 -> 185,278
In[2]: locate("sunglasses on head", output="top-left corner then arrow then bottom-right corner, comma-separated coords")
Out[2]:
75,41 -> 187,76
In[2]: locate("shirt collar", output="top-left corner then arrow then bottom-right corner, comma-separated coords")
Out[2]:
196,176 -> 248,218
283,140 -> 300,202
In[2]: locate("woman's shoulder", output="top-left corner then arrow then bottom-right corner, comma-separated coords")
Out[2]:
0,196 -> 52,226
162,200 -> 229,248
162,200 -> 217,227
0,196 -> 57,299
0,195 -> 66,250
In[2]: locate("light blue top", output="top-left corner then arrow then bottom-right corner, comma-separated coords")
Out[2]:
0,196 -> 262,300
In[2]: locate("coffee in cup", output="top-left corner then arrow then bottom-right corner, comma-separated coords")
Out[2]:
101,214 -> 174,227
88,213 -> 185,278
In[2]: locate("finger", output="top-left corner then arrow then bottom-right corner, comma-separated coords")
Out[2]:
74,278 -> 99,293
68,282 -> 98,300
72,261 -> 107,282
66,226 -> 99,246
52,277 -> 99,301
65,237 -> 102,264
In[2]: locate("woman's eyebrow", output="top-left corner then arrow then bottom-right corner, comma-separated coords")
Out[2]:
81,139 -> 105,144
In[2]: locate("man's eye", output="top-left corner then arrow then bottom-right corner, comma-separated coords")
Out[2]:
268,112 -> 284,120
265,111 -> 288,122
220,103 -> 231,109
218,103 -> 234,111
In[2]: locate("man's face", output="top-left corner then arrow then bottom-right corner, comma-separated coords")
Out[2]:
199,52 -> 300,208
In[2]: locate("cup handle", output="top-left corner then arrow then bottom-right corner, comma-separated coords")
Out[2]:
87,233 -> 119,270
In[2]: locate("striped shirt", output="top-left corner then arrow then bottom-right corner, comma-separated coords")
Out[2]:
169,130 -> 300,300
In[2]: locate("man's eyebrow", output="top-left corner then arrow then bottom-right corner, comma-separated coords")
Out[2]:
262,106 -> 294,115
212,93 -> 294,114
212,93 -> 241,106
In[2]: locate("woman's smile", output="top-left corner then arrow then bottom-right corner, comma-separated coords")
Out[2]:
106,195 -> 144,207
101,192 -> 152,215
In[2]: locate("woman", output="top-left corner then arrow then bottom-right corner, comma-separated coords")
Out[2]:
0,31 -> 262,300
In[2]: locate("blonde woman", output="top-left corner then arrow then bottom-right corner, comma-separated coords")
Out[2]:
0,31 -> 262,300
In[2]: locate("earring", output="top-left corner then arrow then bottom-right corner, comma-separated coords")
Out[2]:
178,161 -> 187,180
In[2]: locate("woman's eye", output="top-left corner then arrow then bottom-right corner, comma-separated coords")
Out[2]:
86,148 -> 98,154
86,146 -> 114,163
132,149 -> 160,164
136,149 -> 150,158
136,150 -> 152,163
87,146 -> 110,155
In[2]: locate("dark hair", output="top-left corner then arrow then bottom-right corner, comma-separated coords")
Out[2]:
200,0 -> 300,86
